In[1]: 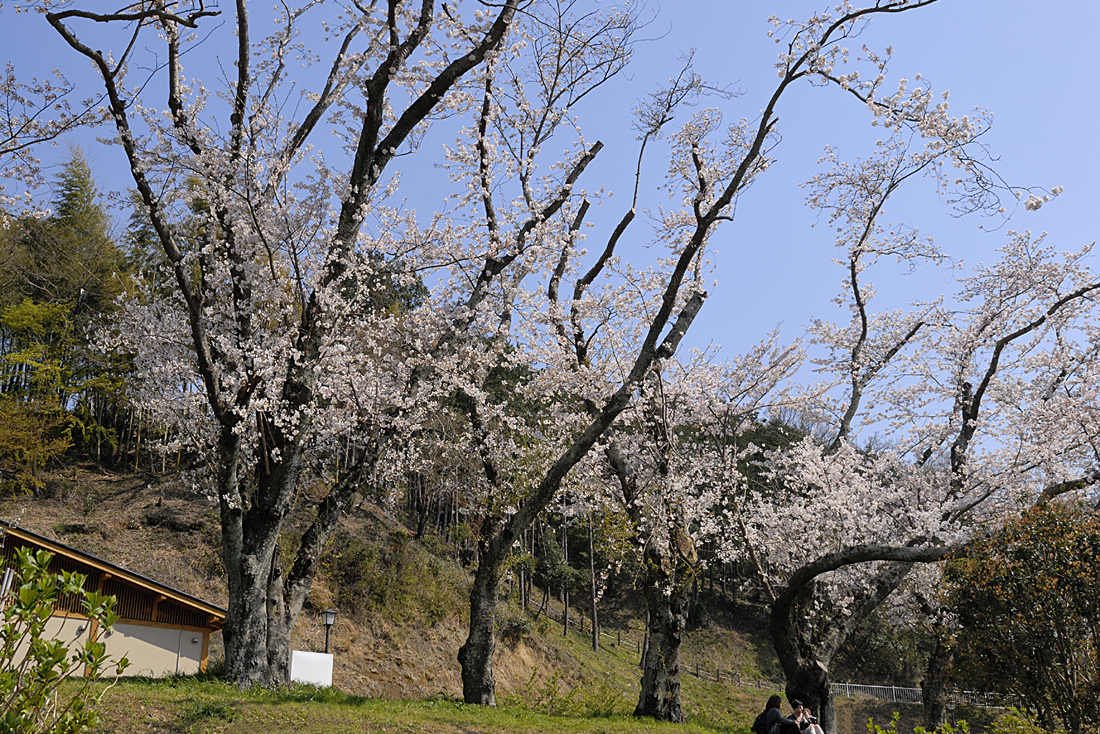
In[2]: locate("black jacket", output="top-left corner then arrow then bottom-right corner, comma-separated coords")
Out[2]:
765,707 -> 799,734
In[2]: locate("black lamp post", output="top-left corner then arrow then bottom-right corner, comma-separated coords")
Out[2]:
320,608 -> 338,654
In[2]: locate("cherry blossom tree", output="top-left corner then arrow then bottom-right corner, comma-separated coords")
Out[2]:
34,0 -> 525,687
20,0 -> 1084,713
0,33 -> 103,215
430,0 -> 992,709
722,80 -> 1099,731
602,338 -> 803,721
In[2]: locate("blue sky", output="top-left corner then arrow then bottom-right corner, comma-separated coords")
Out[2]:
594,1 -> 1100,354
2,0 -> 1097,358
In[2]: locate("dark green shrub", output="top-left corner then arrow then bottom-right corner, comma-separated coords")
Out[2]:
498,613 -> 532,645
322,530 -> 466,626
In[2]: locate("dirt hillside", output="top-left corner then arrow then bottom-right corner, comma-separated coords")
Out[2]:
0,465 -> 595,699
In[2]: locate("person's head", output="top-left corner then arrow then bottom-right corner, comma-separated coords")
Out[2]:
790,699 -> 803,713
767,695 -> 782,711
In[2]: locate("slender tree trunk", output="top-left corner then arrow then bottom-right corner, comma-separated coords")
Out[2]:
529,527 -> 535,607
562,517 -> 569,636
588,513 -> 598,652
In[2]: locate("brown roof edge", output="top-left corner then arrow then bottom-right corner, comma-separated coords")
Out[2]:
0,520 -> 226,627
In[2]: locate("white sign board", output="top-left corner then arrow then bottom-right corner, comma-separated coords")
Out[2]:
289,650 -> 333,687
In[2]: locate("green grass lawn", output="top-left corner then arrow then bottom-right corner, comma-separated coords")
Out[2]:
86,675 -> 756,733
82,671 -> 937,734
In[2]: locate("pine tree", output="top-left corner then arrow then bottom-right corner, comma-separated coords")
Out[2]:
0,150 -> 133,473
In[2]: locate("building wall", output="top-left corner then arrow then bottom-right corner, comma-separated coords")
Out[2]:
1,533 -> 220,678
102,621 -> 208,676
11,612 -> 92,666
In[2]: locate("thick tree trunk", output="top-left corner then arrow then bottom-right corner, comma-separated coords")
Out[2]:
634,528 -> 696,723
222,438 -> 368,687
921,635 -> 953,731
217,436 -> 278,687
266,557 -> 292,686
634,576 -> 691,721
458,551 -> 499,705
222,533 -> 279,685
785,659 -> 836,734
770,560 -> 916,734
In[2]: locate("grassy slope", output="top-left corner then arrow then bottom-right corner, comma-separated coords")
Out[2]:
87,675 -> 744,734
84,675 -> 938,734
8,466 -> 982,734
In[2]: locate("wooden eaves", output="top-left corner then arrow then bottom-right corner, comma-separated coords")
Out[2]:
0,519 -> 226,630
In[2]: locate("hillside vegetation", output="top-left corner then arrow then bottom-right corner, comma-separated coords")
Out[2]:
5,465 -> 987,734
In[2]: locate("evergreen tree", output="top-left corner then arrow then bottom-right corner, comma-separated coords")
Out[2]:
0,150 -> 133,474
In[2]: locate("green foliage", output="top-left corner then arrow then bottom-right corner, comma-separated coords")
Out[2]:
0,545 -> 129,733
499,612 -> 532,646
833,610 -> 931,686
533,529 -> 585,596
945,502 -> 1100,734
872,712 -> 974,734
0,151 -> 133,467
913,720 -> 971,734
868,712 -> 904,734
0,299 -> 76,401
6,153 -> 123,317
320,530 -> 466,626
0,396 -> 71,493
988,710 -> 1060,734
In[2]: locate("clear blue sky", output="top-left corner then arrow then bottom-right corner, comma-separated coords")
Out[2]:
2,1 -> 1097,357
588,1 -> 1100,354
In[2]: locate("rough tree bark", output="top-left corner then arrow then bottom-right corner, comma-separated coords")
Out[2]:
604,371 -> 700,723
921,634 -> 953,730
634,525 -> 697,722
457,555 -> 500,705
456,289 -> 708,704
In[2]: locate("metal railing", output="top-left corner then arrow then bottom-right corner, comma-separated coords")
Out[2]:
832,683 -> 923,704
829,683 -> 1017,709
